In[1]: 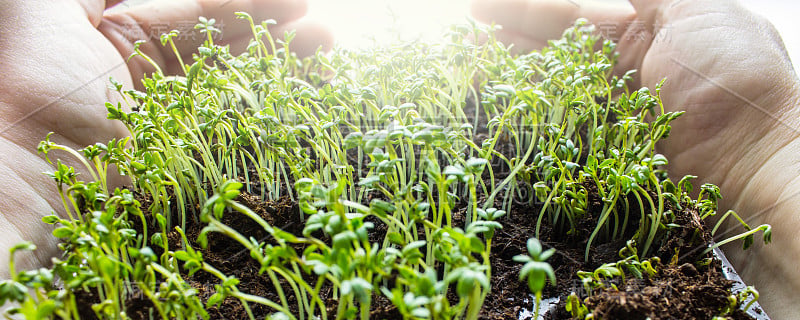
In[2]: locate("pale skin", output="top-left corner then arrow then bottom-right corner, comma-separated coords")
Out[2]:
471,0 -> 800,317
1,0 -> 798,318
0,0 -> 331,277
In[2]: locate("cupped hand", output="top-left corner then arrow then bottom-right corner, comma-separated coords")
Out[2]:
471,0 -> 800,317
0,0 -> 331,279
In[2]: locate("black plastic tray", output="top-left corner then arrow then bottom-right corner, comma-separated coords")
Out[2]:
521,247 -> 770,319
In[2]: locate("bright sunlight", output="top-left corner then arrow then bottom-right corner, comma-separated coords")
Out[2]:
306,0 -> 472,48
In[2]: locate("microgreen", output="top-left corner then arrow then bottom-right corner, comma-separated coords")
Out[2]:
8,15 -> 771,320
514,238 -> 556,320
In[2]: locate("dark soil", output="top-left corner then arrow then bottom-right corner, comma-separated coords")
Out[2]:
71,180 -> 751,320
584,261 -> 752,320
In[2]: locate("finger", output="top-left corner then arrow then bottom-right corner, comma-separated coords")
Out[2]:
628,0 -> 668,32
217,18 -> 333,60
99,0 -> 330,84
494,28 -> 548,55
470,0 -> 635,50
75,0 -> 124,14
105,0 -> 124,9
99,18 -> 332,85
258,18 -> 333,57
471,0 -> 581,44
104,0 -> 308,57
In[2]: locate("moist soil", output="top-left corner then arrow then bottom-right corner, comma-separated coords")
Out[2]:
69,180 -> 755,320
68,97 -> 753,319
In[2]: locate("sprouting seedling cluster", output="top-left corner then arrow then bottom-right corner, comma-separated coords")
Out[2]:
5,14 -> 771,320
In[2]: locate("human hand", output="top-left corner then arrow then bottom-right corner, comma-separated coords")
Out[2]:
0,0 -> 330,278
471,0 -> 800,317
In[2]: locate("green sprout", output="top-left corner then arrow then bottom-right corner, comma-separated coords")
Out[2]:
7,14 -> 771,320
514,238 -> 556,320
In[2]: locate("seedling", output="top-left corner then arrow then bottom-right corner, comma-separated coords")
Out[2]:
3,14 -> 771,320
514,238 -> 556,320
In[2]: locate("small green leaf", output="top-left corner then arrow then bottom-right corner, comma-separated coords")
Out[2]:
41,215 -> 59,224
443,165 -> 465,177
387,232 -> 405,246
52,227 -> 73,239
173,251 -> 192,261
223,277 -> 240,287
465,157 -> 488,171
358,175 -> 381,187
207,292 -> 224,307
